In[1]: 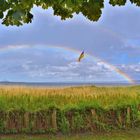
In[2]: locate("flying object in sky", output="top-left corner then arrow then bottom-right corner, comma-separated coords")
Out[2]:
78,51 -> 85,62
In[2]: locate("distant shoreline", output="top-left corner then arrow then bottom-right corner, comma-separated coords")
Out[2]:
0,81 -> 139,88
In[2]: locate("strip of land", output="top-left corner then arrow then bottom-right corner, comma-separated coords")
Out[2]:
1,129 -> 140,140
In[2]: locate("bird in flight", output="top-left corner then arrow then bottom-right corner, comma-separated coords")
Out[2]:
78,51 -> 85,62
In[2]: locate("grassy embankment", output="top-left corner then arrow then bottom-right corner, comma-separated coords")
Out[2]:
0,85 -> 139,134
1,129 -> 140,140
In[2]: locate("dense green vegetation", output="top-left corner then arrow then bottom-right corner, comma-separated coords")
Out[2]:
0,86 -> 139,134
0,0 -> 140,26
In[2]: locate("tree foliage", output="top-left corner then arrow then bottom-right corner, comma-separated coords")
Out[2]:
0,0 -> 139,26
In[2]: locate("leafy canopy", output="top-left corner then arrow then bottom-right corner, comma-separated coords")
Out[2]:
0,0 -> 139,26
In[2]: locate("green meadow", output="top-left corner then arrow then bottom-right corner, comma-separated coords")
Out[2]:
0,85 -> 140,111
1,129 -> 140,140
0,85 -> 139,135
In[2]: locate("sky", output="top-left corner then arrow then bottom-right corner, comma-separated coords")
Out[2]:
0,1 -> 140,83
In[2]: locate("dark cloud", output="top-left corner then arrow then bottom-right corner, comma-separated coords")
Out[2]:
0,7 -> 124,58
0,2 -> 140,82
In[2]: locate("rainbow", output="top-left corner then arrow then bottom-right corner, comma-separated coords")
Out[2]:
0,45 -> 135,84
50,45 -> 135,84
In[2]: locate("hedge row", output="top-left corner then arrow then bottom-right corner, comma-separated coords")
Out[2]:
0,106 -> 139,134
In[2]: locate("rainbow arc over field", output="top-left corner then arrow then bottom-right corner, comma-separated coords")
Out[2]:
52,45 -> 135,84
0,45 -> 135,84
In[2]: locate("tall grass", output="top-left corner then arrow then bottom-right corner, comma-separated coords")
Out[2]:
0,85 -> 139,111
0,85 -> 139,134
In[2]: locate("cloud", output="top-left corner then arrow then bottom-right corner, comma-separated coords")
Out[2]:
0,7 -> 124,59
119,64 -> 140,73
13,46 -> 123,82
1,5 -> 139,67
0,3 -> 140,82
102,1 -> 140,39
0,44 -> 119,82
0,43 -> 139,82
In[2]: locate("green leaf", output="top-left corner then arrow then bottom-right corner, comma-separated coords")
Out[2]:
0,0 -> 140,26
0,11 -> 4,19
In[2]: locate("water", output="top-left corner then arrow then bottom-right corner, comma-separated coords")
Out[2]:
0,81 -> 140,87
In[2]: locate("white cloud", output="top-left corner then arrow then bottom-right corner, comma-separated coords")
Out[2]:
0,44 -> 139,82
20,54 -> 122,82
119,64 -> 140,72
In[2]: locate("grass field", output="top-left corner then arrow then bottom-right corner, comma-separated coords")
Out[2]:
0,85 -> 139,134
0,85 -> 140,111
1,129 -> 140,140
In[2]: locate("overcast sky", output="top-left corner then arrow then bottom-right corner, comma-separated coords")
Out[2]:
0,1 -> 140,83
